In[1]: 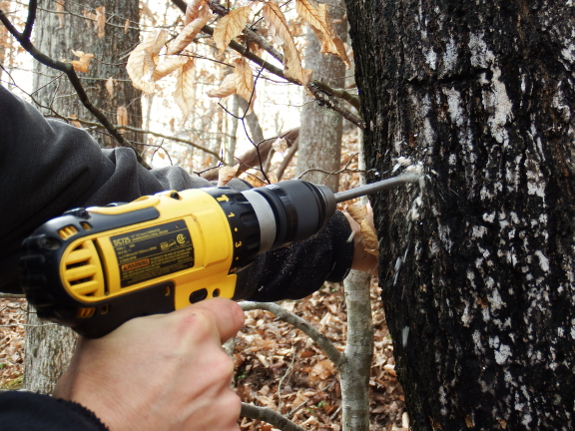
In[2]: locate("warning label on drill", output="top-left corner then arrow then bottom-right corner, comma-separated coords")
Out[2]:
111,220 -> 194,288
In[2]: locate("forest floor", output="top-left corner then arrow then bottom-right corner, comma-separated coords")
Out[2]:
0,280 -> 407,430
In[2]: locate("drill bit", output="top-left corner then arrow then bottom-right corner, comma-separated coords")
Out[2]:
334,172 -> 421,203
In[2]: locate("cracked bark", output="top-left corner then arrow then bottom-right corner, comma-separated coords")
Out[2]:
346,0 -> 575,429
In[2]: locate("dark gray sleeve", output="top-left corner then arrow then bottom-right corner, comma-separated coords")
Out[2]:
0,86 -> 353,299
0,392 -> 108,431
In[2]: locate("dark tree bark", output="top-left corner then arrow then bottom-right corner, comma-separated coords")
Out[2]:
346,0 -> 575,429
32,0 -> 142,149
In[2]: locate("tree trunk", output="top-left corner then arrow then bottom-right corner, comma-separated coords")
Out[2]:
346,0 -> 575,429
24,308 -> 77,394
32,0 -> 142,149
341,270 -> 373,431
296,0 -> 347,191
25,0 -> 141,394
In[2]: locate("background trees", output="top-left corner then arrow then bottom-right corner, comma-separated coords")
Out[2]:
346,0 -> 575,429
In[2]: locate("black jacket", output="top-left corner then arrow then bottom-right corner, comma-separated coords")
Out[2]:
0,392 -> 108,431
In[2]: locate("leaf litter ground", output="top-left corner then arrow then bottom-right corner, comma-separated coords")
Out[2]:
236,281 -> 407,431
0,283 -> 406,430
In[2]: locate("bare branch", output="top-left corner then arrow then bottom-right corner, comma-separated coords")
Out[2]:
312,80 -> 360,110
60,115 -> 225,163
22,0 -> 36,41
240,301 -> 342,366
241,403 -> 307,431
308,83 -> 365,129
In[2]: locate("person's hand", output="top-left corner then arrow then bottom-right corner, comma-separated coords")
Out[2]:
343,203 -> 379,276
53,298 -> 245,431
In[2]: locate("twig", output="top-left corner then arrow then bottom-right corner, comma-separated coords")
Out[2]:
312,80 -> 360,110
308,83 -> 365,129
297,153 -> 361,180
61,116 -> 225,163
287,399 -> 310,418
241,403 -> 307,431
240,301 -> 342,366
277,349 -> 296,412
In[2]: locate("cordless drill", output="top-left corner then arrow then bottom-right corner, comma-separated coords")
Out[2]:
19,174 -> 418,338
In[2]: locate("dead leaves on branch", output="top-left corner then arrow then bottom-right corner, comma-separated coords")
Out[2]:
70,50 -> 94,73
124,0 -> 349,117
262,2 -> 311,86
207,56 -> 255,105
82,6 -> 106,39
295,0 -> 349,68
174,58 -> 197,120
214,5 -> 252,54
167,6 -> 213,55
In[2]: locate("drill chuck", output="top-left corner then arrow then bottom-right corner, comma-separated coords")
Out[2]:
243,180 -> 336,253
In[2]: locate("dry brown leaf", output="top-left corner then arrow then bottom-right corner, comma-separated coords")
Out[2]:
116,106 -> 128,133
56,1 -> 65,28
174,57 -> 196,119
262,2 -> 312,85
360,219 -> 378,256
83,10 -> 94,27
95,6 -> 105,38
153,55 -> 188,81
70,50 -> 94,73
105,76 -> 115,97
185,0 -> 208,24
167,7 -> 212,55
140,2 -> 156,24
319,10 -> 350,67
309,359 -> 336,383
126,44 -> 155,93
214,5 -> 252,54
247,40 -> 264,58
69,114 -> 82,129
124,19 -> 130,34
233,57 -> 254,103
126,30 -> 169,94
296,0 -> 349,67
144,29 -> 170,64
206,72 -> 237,99
218,165 -> 239,187
383,364 -> 397,377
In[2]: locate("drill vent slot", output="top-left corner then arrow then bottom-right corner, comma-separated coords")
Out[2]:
58,225 -> 79,240
61,240 -> 105,300
77,307 -> 96,318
